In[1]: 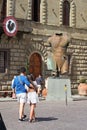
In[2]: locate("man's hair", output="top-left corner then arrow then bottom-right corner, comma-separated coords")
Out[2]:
20,67 -> 26,73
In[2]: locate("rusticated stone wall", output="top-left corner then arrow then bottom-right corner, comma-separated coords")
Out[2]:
68,39 -> 87,89
6,0 -> 87,28
0,21 -> 87,94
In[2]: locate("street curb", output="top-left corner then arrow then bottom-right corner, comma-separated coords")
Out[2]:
0,97 -> 17,102
0,95 -> 87,102
0,97 -> 46,102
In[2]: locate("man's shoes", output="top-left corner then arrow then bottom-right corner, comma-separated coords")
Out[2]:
18,118 -> 24,122
22,115 -> 27,119
19,115 -> 27,122
18,115 -> 27,122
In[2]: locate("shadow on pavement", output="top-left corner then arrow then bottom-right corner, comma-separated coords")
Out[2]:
37,117 -> 58,122
22,117 -> 58,122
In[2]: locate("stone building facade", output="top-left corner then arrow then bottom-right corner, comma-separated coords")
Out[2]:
0,0 -> 87,95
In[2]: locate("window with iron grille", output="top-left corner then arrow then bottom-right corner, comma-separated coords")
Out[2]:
0,49 -> 10,73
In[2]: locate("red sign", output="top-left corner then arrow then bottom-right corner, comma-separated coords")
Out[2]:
3,16 -> 18,37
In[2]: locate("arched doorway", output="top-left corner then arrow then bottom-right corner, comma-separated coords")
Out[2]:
29,53 -> 42,78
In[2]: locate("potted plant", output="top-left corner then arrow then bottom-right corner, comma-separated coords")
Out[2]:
78,77 -> 87,96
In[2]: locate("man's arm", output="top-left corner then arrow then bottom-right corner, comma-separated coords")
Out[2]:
12,88 -> 16,99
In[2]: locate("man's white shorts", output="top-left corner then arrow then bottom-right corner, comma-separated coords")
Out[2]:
16,93 -> 27,103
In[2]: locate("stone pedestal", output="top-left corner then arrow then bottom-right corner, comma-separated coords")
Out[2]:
46,77 -> 71,101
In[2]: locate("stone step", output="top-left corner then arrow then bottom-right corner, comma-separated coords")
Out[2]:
72,95 -> 87,101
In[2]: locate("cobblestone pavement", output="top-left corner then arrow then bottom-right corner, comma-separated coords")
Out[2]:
0,99 -> 87,130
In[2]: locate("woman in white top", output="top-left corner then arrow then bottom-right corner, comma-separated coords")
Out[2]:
27,74 -> 39,122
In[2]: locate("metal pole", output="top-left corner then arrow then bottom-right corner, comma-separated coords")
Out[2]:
64,84 -> 67,106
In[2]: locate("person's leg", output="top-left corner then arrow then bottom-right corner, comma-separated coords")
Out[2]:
19,93 -> 27,121
19,103 -> 25,119
33,109 -> 35,120
22,103 -> 26,118
28,92 -> 37,122
29,104 -> 35,122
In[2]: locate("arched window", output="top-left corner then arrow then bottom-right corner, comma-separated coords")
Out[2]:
32,0 -> 40,22
63,0 -> 70,26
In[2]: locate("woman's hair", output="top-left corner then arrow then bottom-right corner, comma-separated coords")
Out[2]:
30,74 -> 34,81
27,74 -> 34,81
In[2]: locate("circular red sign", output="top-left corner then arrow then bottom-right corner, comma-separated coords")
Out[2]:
3,16 -> 18,37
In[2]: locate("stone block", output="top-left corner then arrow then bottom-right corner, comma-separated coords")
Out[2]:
46,77 -> 71,101
2,85 -> 8,91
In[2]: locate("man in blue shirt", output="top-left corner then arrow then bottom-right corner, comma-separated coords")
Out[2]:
12,67 -> 34,121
